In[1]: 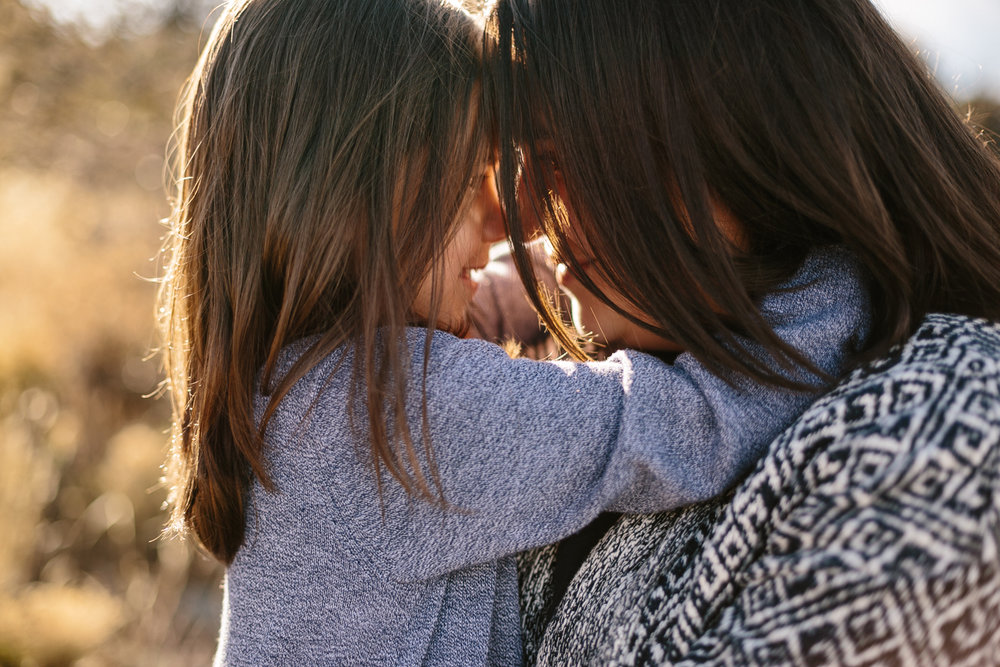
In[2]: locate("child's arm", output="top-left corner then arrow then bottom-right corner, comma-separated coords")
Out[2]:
373,247 -> 869,581
376,334 -> 792,581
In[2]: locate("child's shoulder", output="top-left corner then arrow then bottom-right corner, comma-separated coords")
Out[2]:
267,329 -> 516,393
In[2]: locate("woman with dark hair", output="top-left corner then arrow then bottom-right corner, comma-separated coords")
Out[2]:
485,0 -> 1000,662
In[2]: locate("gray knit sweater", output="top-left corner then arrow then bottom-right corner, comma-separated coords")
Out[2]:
215,247 -> 870,666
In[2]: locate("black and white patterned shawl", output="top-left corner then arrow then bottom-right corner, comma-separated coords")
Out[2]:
519,314 -> 1000,666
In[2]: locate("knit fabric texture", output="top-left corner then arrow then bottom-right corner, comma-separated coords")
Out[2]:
214,247 -> 869,666
519,314 -> 1000,666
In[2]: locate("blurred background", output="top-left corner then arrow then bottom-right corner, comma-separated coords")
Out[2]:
0,0 -> 996,664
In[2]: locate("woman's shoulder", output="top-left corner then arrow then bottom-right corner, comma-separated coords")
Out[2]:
836,312 -> 1000,399
758,244 -> 869,325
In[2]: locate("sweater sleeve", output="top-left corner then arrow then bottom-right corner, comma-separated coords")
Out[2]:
376,247 -> 870,581
377,333 -> 785,581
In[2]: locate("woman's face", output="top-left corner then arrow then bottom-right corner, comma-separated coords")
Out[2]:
554,201 -> 744,353
525,140 -> 744,354
555,269 -> 675,352
550,238 -> 681,353
523,142 -> 679,352
413,166 -> 505,331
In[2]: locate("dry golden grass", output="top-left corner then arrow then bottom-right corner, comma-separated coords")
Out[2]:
0,2 -> 223,664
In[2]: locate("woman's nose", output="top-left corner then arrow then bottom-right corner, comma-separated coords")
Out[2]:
481,167 -> 506,244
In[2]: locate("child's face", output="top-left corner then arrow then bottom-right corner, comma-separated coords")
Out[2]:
413,165 -> 505,331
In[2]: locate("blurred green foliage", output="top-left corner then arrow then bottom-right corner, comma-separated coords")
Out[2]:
0,0 -> 995,664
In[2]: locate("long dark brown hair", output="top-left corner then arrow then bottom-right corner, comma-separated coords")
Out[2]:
159,0 -> 488,564
488,0 -> 1000,385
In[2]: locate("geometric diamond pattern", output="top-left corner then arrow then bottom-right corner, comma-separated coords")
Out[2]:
520,314 -> 1000,666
